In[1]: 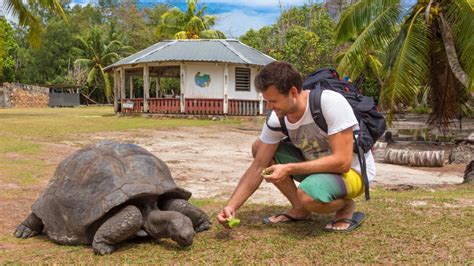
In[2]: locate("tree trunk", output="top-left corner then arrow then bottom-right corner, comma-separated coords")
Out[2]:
384,149 -> 445,167
463,160 -> 473,184
438,13 -> 470,89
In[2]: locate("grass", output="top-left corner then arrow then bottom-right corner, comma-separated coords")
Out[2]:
1,185 -> 473,264
0,107 -> 472,264
0,107 -> 237,143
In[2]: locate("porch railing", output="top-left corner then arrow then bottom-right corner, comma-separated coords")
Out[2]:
185,98 -> 223,115
228,99 -> 260,116
148,98 -> 180,114
121,98 -> 265,116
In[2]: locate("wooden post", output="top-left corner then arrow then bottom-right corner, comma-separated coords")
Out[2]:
180,63 -> 185,113
156,77 -> 161,98
223,63 -> 229,114
113,69 -> 119,113
258,92 -> 264,115
129,76 -> 134,99
143,65 -> 150,113
120,67 -> 126,105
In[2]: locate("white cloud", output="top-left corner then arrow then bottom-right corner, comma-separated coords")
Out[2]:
213,9 -> 279,38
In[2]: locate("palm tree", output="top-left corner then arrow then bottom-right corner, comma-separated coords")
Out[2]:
335,0 -> 473,128
2,0 -> 66,46
74,27 -> 130,102
156,0 -> 225,39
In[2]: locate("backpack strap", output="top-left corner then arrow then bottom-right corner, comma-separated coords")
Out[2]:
308,82 -> 328,132
309,82 -> 370,200
265,111 -> 288,136
353,132 -> 370,200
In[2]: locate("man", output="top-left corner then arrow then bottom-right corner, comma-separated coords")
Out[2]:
217,61 -> 376,231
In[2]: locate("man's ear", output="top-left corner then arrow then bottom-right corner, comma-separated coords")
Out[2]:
290,86 -> 299,97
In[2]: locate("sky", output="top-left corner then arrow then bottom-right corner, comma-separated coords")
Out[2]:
0,0 -> 418,37
0,0 -> 314,37
140,0 -> 317,37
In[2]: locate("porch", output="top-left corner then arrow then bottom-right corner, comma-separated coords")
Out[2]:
121,98 -> 266,116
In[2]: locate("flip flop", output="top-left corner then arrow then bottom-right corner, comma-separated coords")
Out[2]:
323,212 -> 366,232
262,213 -> 311,225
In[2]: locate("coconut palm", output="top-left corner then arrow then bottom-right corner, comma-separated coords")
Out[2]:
335,0 -> 473,128
156,0 -> 225,39
74,27 -> 130,102
2,0 -> 66,46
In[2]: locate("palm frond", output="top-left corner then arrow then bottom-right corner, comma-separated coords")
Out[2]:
174,31 -> 188,39
87,67 -> 98,86
74,58 -> 93,67
444,0 -> 474,89
335,0 -> 400,44
337,4 -> 401,78
381,7 -> 431,123
101,52 -> 120,64
199,30 -> 226,39
97,68 -> 111,99
186,16 -> 206,34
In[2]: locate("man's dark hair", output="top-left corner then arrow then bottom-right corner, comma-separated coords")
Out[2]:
254,61 -> 303,95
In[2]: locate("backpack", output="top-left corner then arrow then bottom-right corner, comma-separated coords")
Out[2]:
267,68 -> 386,200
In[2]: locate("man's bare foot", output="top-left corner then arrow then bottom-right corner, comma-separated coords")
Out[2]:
324,199 -> 356,230
266,208 -> 311,224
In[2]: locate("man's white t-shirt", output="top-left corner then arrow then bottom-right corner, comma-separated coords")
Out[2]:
260,90 -> 376,181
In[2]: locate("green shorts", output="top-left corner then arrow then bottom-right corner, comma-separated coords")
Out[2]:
274,140 -> 364,203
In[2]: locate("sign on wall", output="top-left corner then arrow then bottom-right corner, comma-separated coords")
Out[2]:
194,72 -> 211,87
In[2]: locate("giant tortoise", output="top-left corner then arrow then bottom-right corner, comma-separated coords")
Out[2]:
14,141 -> 211,254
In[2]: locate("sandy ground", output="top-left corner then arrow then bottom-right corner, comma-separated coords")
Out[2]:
81,124 -> 466,205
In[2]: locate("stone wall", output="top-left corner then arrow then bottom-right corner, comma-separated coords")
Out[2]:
0,83 -> 49,108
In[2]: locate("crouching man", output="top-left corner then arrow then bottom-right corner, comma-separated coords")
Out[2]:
217,61 -> 375,231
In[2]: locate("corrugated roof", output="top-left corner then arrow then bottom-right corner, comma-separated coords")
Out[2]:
105,39 -> 275,70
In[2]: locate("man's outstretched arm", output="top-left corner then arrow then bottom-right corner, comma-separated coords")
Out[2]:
217,140 -> 278,226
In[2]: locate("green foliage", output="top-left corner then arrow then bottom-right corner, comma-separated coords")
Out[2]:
335,0 -> 474,128
239,3 -> 336,76
156,0 -> 225,39
0,18 -> 18,82
14,17 -> 79,84
1,0 -> 66,47
160,78 -> 181,96
74,27 -> 131,102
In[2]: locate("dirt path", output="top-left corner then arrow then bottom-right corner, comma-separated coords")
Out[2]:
82,124 -> 465,205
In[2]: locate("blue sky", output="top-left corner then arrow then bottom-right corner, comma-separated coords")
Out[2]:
73,0 -> 313,37
0,0 -> 419,37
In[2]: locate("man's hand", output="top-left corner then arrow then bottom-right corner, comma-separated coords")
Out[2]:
262,164 -> 290,183
217,206 -> 236,228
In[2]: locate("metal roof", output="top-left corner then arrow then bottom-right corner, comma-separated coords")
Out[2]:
105,39 -> 275,70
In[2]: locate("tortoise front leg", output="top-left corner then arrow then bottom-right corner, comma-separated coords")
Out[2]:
160,199 -> 211,232
14,213 -> 44,238
92,205 -> 142,255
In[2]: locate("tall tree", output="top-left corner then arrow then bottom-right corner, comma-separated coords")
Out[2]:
240,3 -> 336,75
335,0 -> 474,128
0,17 -> 18,82
156,0 -> 225,39
1,0 -> 66,46
74,27 -> 130,102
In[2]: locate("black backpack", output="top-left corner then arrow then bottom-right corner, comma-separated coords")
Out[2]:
268,68 -> 386,200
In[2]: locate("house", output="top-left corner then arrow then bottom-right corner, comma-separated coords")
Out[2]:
104,39 -> 275,115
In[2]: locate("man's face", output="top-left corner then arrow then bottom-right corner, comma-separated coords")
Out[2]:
262,85 -> 298,118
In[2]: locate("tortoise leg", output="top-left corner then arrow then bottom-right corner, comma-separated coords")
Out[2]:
160,199 -> 211,232
143,209 -> 194,247
14,213 -> 44,238
92,205 -> 142,255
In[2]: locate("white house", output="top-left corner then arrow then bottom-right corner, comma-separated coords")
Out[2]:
104,39 -> 275,115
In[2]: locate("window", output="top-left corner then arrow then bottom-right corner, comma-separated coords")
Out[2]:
235,67 -> 251,91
